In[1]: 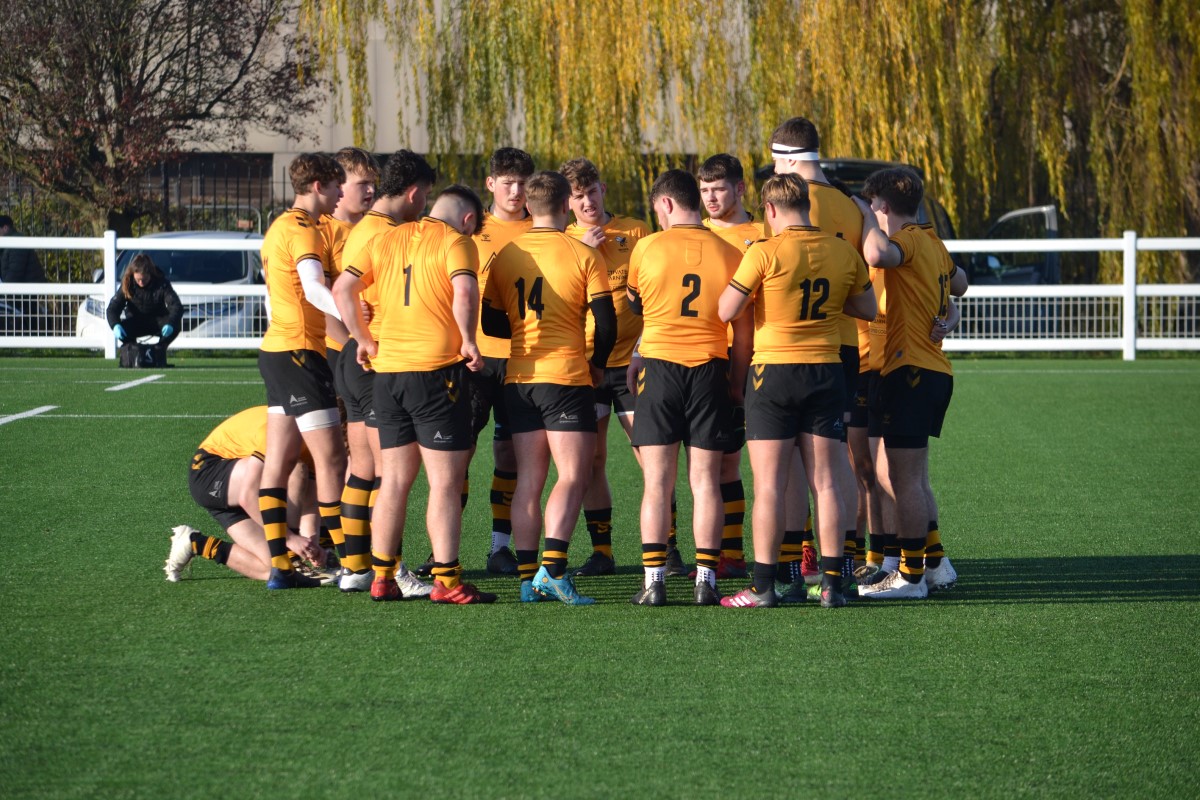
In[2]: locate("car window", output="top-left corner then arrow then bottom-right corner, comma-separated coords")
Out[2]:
116,249 -> 248,283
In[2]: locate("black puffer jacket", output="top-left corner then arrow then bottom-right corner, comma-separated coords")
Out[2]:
106,276 -> 183,329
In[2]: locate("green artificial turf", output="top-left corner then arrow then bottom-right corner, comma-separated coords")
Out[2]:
1,356 -> 1198,798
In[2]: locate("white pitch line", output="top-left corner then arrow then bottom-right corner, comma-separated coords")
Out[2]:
105,374 -> 166,392
0,405 -> 58,426
35,413 -> 228,419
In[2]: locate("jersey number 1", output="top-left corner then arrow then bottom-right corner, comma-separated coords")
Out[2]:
403,264 -> 413,306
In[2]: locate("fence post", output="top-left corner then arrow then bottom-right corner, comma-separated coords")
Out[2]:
103,230 -> 118,360
1122,230 -> 1138,361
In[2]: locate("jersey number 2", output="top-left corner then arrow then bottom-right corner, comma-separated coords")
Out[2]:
680,274 -> 701,317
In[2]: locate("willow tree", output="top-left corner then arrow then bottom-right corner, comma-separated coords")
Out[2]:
300,0 -> 1199,281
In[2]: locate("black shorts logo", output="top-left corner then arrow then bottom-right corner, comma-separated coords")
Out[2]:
558,412 -> 578,423
752,364 -> 766,391
209,480 -> 223,499
432,430 -> 455,444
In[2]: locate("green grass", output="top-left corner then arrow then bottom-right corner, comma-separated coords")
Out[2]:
1,356 -> 1198,798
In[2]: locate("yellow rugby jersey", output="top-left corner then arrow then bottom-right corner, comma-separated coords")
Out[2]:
703,218 -> 769,253
484,228 -> 612,386
197,406 -> 268,462
319,215 -> 355,353
473,211 -> 533,359
808,181 -> 865,352
347,216 -> 478,373
881,223 -> 954,377
867,266 -> 888,372
728,225 -> 870,365
566,214 -> 650,367
342,210 -> 399,341
627,225 -> 743,367
261,208 -> 329,353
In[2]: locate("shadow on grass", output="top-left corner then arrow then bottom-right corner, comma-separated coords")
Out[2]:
465,556 -> 1200,605
930,556 -> 1200,604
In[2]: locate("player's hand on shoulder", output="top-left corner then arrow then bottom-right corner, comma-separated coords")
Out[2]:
582,226 -> 606,248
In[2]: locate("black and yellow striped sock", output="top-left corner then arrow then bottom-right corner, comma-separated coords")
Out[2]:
490,469 -> 516,537
899,537 -> 926,583
460,478 -> 469,511
867,532 -> 885,566
821,555 -> 841,585
341,474 -> 373,573
258,487 -> 291,570
541,537 -> 570,579
431,560 -> 462,590
925,520 -> 944,568
317,499 -> 343,562
642,542 -> 667,569
719,480 -> 746,560
695,547 -> 720,584
854,533 -> 867,563
584,508 -> 613,557
842,531 -> 857,578
752,561 -> 776,594
190,531 -> 232,565
516,549 -> 539,583
801,510 -> 815,551
882,533 -> 900,563
371,549 -> 397,581
778,529 -> 805,579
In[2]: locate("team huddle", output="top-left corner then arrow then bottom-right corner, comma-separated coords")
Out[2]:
163,116 -> 966,607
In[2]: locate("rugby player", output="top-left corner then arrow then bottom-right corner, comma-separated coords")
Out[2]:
560,158 -> 654,577
470,148 -> 536,576
257,152 -> 348,590
769,117 -> 867,596
696,153 -> 765,579
718,173 -> 876,608
855,167 -> 964,599
481,170 -> 617,605
165,406 -> 326,585
332,150 -> 436,597
625,169 -> 749,606
334,185 -> 494,604
320,148 -> 379,383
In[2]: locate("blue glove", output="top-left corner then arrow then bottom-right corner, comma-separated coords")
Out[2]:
113,324 -> 127,342
161,324 -> 174,338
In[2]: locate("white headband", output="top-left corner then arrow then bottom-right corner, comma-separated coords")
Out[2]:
770,142 -> 821,161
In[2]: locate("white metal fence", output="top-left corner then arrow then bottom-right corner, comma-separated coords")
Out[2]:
0,231 -> 1197,360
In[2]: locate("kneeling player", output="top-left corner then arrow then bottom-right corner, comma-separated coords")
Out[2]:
625,169 -> 749,606
165,406 -> 326,585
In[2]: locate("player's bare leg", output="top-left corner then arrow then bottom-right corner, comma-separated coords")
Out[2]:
798,432 -> 854,605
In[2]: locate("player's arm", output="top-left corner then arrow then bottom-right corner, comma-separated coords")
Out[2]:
451,272 -> 483,371
589,295 -> 617,370
843,284 -> 878,321
480,300 -> 511,339
719,283 -> 752,323
332,269 -> 374,361
728,312 -> 753,406
950,264 -> 969,296
297,257 -> 342,319
854,197 -> 903,268
627,285 -> 642,315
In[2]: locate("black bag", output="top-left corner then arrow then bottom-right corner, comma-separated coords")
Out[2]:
118,341 -> 166,368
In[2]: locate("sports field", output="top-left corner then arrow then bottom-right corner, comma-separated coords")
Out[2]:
1,355 -> 1197,798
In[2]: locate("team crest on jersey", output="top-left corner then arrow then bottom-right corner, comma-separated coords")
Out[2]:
481,233 -> 492,242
